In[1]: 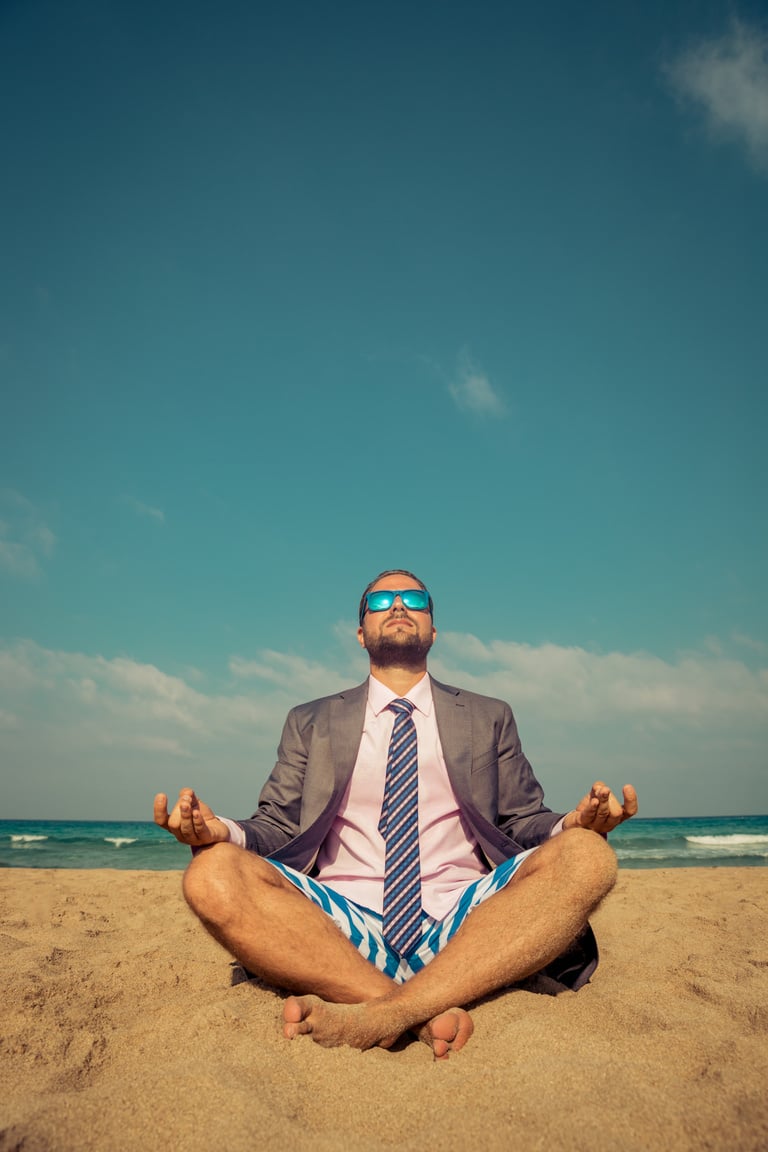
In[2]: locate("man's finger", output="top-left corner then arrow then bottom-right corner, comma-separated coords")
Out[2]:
178,795 -> 197,837
579,799 -> 601,828
153,793 -> 169,828
191,805 -> 213,844
622,785 -> 639,818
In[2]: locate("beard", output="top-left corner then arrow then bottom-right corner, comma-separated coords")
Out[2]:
363,622 -> 434,668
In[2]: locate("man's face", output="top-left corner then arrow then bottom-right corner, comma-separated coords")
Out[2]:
357,573 -> 436,667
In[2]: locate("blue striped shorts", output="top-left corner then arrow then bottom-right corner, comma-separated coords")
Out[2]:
268,846 -> 538,984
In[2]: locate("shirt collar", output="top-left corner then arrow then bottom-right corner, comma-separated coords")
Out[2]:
367,671 -> 433,717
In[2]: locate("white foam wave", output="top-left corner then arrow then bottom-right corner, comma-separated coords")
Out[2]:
685,834 -> 768,847
104,837 -> 137,848
11,834 -> 48,844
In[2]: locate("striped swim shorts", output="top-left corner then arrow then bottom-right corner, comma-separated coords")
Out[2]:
268,847 -> 538,984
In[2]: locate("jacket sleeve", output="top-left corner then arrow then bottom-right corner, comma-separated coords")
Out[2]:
494,702 -> 564,848
234,706 -> 308,856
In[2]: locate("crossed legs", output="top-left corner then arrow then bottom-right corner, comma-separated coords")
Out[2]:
182,828 -> 617,1056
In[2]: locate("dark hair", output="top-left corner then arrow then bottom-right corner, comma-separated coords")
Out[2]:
358,569 -> 434,626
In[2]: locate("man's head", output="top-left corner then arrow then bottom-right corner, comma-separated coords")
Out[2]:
357,569 -> 436,669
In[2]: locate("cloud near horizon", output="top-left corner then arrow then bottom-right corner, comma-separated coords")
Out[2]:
667,20 -> 768,172
430,632 -> 768,724
2,632 -> 767,819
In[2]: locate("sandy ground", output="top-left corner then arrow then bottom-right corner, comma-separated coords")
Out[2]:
1,867 -> 766,1152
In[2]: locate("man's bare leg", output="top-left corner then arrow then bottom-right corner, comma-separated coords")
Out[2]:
283,828 -> 617,1051
182,843 -> 471,1055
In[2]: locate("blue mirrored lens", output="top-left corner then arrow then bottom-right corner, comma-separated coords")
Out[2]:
365,592 -> 394,612
400,589 -> 429,610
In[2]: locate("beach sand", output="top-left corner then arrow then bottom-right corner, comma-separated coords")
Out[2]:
1,867 -> 766,1152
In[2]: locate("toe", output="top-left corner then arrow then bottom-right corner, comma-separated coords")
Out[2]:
282,994 -> 317,1038
283,995 -> 306,1024
425,1008 -> 474,1057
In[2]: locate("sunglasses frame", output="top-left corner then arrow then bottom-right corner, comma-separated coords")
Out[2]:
360,588 -> 432,624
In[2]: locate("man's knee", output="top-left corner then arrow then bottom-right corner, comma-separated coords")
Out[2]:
559,827 -> 618,895
528,827 -> 617,897
182,842 -> 275,921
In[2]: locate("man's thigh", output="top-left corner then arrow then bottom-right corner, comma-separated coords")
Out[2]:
267,848 -> 538,983
266,861 -> 414,981
413,847 -> 539,969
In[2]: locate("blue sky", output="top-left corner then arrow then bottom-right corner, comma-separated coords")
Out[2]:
2,0 -> 767,821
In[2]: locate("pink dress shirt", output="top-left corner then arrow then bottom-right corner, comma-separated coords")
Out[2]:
313,673 -> 489,919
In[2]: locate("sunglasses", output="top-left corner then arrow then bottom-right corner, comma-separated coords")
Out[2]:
361,588 -> 432,623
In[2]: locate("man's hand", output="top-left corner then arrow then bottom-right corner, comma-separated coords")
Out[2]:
153,788 -> 231,847
563,781 -> 638,836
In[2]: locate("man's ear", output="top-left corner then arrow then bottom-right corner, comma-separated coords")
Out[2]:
357,626 -> 366,649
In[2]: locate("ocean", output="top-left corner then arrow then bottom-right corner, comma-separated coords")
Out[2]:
1,814 -> 767,870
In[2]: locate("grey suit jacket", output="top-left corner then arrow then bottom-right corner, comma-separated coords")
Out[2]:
236,676 -> 598,989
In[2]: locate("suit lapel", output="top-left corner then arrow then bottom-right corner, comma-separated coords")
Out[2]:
329,681 -> 368,795
431,677 -> 473,803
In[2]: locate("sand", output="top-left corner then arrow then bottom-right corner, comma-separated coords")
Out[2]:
1,867 -> 766,1152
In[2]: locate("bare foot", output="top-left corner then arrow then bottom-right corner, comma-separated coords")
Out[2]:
282,996 -> 474,1058
282,994 -> 402,1050
417,1008 -> 474,1060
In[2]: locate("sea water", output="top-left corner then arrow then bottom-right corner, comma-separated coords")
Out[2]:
608,813 -> 768,868
0,819 -> 191,870
1,814 -> 767,870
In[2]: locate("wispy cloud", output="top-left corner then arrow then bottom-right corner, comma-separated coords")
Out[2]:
229,651 -> 352,697
731,631 -> 768,655
0,537 -> 40,579
0,709 -> 19,730
128,498 -> 165,524
448,351 -> 505,416
667,20 -> 768,172
0,490 -> 56,580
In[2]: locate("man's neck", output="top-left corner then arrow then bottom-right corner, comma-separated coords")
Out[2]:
368,663 -> 428,696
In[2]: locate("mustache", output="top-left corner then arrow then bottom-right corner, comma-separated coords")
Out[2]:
384,613 -> 414,626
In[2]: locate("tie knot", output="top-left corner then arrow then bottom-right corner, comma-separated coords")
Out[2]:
388,698 -> 414,718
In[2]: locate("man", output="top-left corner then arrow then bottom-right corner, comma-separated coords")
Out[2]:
155,569 -> 637,1058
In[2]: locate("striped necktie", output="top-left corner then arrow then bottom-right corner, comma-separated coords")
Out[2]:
378,698 -> 422,956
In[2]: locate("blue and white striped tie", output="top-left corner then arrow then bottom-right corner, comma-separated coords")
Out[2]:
378,698 -> 422,956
